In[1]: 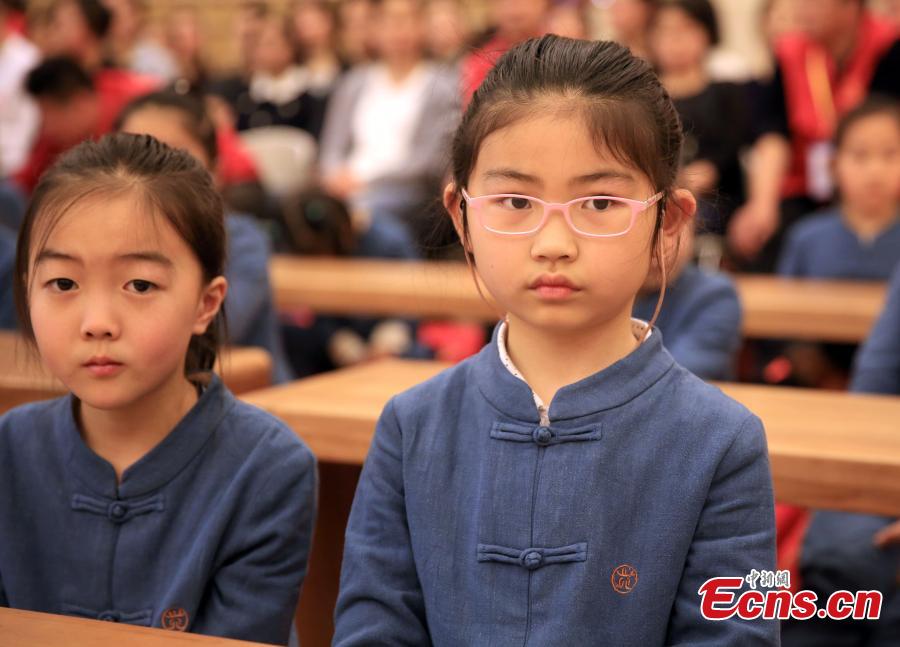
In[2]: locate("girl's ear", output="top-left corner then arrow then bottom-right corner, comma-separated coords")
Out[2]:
444,181 -> 475,257
443,182 -> 465,241
192,276 -> 228,335
662,188 -> 696,237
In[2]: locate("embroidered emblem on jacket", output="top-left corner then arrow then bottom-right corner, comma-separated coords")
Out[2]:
161,607 -> 189,631
611,564 -> 638,594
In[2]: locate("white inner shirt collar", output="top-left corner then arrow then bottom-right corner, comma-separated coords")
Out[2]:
496,319 -> 651,425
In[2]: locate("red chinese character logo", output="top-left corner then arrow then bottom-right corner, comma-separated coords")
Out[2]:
611,564 -> 638,594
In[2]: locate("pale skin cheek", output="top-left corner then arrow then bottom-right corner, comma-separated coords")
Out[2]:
129,307 -> 199,369
29,300 -> 72,375
468,245 -> 522,304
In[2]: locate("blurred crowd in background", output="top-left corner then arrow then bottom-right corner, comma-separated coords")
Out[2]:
2,0 -> 900,381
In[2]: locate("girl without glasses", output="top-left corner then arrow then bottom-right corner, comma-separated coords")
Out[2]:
0,133 -> 315,645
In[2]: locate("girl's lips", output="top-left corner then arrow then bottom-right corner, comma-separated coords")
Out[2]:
530,274 -> 575,286
83,358 -> 124,377
532,284 -> 578,299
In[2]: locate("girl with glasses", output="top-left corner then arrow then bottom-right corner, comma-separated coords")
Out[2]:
334,35 -> 777,646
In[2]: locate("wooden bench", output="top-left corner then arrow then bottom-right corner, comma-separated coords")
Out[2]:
270,255 -> 888,343
0,332 -> 273,414
242,358 -> 900,646
0,607 -> 270,646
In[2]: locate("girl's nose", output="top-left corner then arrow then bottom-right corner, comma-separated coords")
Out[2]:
530,205 -> 578,262
80,299 -> 122,340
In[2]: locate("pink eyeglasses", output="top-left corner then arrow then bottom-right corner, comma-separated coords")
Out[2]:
461,188 -> 664,237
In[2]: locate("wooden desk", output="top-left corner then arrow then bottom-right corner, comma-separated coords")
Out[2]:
270,256 -> 887,343
243,357 -> 900,516
0,607 -> 269,646
736,275 -> 887,343
215,348 -> 273,396
270,256 -> 496,320
0,332 -> 272,414
243,359 -> 450,464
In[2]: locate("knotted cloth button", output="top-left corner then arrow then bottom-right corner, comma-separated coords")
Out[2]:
109,502 -> 127,521
532,426 -> 553,446
521,550 -> 543,570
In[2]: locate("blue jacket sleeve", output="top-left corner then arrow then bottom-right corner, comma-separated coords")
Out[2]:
224,215 -> 272,343
333,398 -> 430,646
850,265 -> 900,395
666,278 -> 742,381
776,224 -> 805,277
666,415 -> 779,646
0,229 -> 16,330
191,442 -> 317,646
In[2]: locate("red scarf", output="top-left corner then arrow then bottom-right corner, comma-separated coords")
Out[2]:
776,13 -> 897,197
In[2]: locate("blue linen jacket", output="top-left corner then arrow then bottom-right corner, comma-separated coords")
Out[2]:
851,263 -> 900,394
334,327 -> 778,646
0,375 -> 316,645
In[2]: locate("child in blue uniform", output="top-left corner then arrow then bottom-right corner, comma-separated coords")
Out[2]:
115,91 -> 294,383
776,98 -> 900,388
781,264 -> 900,647
334,36 -> 777,646
0,133 -> 316,645
777,98 -> 900,282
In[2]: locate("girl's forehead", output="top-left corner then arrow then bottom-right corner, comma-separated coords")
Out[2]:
36,193 -> 187,259
472,113 -> 650,190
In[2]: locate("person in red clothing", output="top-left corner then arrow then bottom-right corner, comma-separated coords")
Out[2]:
460,0 -> 550,104
1,0 -> 25,36
729,0 -> 900,270
10,0 -> 158,192
14,57 -> 158,194
17,0 -> 262,209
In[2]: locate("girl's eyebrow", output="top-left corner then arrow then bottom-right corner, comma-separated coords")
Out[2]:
571,170 -> 635,185
34,249 -> 81,266
34,249 -> 174,267
117,251 -> 174,267
482,168 -> 541,184
481,168 -> 636,186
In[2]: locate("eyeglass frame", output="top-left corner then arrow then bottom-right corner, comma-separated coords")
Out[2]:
460,188 -> 665,238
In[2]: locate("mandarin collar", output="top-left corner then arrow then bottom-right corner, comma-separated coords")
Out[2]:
473,323 -> 674,423
57,374 -> 233,499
